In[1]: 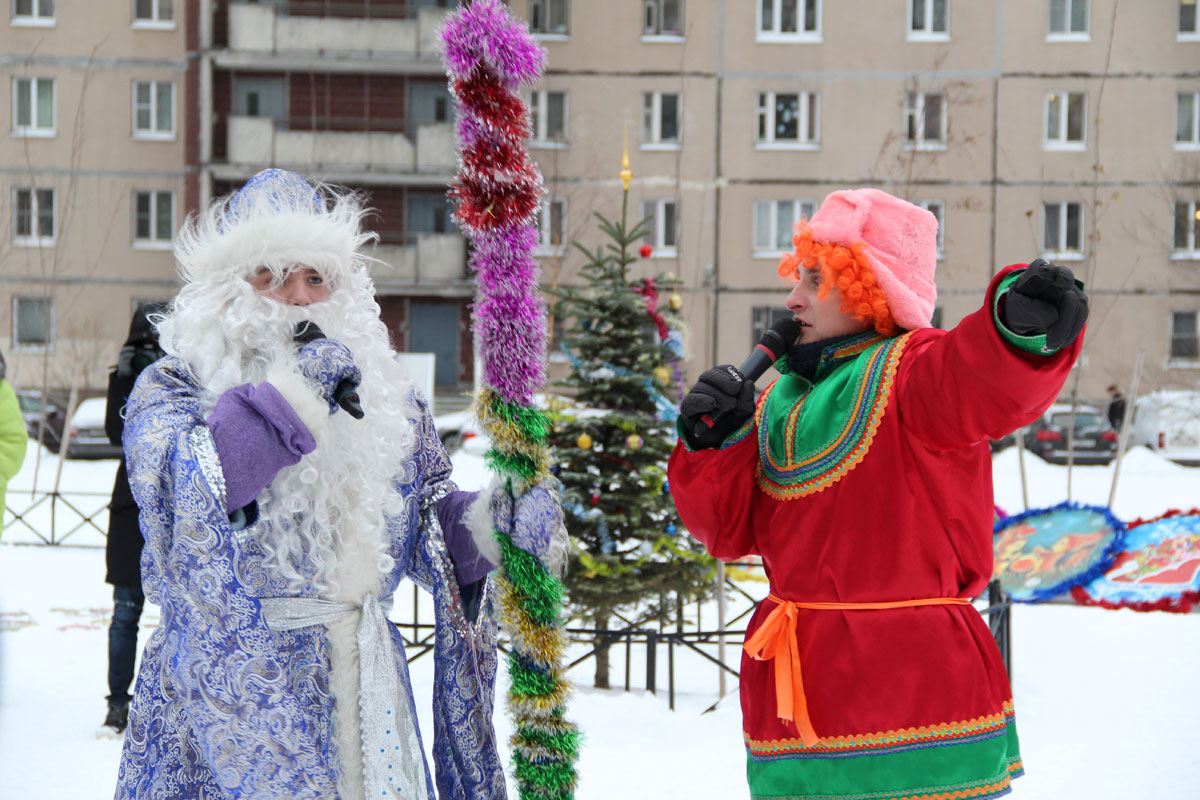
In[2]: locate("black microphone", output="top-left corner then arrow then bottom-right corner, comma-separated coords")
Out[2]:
293,321 -> 365,419
738,318 -> 802,383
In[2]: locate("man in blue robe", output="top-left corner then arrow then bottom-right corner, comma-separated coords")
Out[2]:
115,170 -> 560,800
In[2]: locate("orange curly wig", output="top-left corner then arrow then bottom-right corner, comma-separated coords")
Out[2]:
777,219 -> 897,336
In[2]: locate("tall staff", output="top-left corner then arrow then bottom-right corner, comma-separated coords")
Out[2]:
442,3 -> 580,799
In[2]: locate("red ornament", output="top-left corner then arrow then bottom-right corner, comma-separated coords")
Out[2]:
591,493 -> 600,506
639,244 -> 653,258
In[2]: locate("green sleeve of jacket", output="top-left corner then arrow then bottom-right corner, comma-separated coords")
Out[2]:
0,380 -> 29,481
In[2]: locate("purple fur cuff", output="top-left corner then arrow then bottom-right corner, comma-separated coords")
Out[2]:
438,489 -> 496,587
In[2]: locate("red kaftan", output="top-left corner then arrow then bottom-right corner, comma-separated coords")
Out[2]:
668,267 -> 1080,799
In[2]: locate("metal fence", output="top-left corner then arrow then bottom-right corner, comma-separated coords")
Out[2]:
3,489 -> 111,546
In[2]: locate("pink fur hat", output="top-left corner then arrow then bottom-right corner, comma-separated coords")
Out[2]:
806,188 -> 939,331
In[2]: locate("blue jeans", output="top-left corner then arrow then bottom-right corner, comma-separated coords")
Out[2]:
107,584 -> 144,704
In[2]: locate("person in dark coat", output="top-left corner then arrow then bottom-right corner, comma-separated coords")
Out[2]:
100,303 -> 165,737
1106,384 -> 1127,431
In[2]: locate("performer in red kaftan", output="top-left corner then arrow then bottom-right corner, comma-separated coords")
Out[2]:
668,189 -> 1088,800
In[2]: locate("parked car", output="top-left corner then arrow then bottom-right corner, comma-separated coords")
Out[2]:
64,396 -> 123,460
15,389 -> 66,453
1022,403 -> 1118,465
988,432 -> 1017,453
1127,390 -> 1200,466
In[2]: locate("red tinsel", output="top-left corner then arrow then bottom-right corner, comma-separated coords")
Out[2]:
452,67 -> 531,141
449,168 -> 541,233
632,277 -> 669,340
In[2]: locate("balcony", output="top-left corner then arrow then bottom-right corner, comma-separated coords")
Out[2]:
368,235 -> 468,286
223,2 -> 451,72
224,116 -> 456,179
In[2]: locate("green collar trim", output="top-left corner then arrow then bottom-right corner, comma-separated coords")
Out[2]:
756,332 -> 913,500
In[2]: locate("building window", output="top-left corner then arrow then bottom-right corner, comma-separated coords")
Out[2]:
753,199 -> 815,254
1048,0 -> 1088,38
644,0 -> 683,36
756,91 -> 819,147
133,190 -> 174,246
758,0 -> 820,39
1174,200 -> 1200,256
529,90 -> 567,145
1171,311 -> 1199,362
535,197 -> 567,254
529,0 -> 568,35
751,306 -> 792,348
905,90 -> 945,149
641,199 -> 679,256
13,187 -> 54,246
642,91 -> 681,146
1045,91 -> 1086,148
1180,0 -> 1198,38
14,296 -> 52,349
12,0 -> 54,23
1043,201 -> 1083,258
918,199 -> 945,256
132,0 -> 173,25
908,0 -> 948,38
1176,92 -> 1200,147
132,80 -> 175,138
12,76 -> 54,136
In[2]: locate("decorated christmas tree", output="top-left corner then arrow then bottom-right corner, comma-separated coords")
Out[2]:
550,143 -> 713,689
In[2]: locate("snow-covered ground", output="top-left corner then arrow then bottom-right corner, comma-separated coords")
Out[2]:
1,445 -> 1198,799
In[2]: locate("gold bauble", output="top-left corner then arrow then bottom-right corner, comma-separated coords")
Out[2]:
653,366 -> 671,384
668,293 -> 684,311
577,433 -> 593,450
626,434 -> 643,450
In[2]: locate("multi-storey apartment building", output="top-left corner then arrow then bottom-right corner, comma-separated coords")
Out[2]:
515,0 -> 1200,400
200,0 -> 473,392
2,0 -> 190,392
5,0 -> 1198,405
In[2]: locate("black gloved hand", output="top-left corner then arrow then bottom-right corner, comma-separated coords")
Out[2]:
679,365 -> 756,450
1002,259 -> 1089,350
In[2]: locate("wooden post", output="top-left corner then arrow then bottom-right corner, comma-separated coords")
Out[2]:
716,560 -> 727,698
1108,350 -> 1145,508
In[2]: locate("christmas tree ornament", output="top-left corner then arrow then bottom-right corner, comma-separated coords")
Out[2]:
576,433 -> 593,450
668,292 -> 684,311
666,524 -> 677,535
653,366 -> 671,384
442,3 -> 579,797
626,434 -> 643,450
639,243 -> 653,258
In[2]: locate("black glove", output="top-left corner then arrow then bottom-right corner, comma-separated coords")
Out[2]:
679,365 -> 756,450
1002,259 -> 1088,350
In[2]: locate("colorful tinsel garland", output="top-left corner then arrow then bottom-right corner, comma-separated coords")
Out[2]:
442,2 -> 580,798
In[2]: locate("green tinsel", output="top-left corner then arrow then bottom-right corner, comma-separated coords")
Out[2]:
512,752 -> 577,798
508,654 -> 558,696
499,535 -> 562,626
491,395 -> 551,442
485,449 -> 541,481
514,726 -> 583,760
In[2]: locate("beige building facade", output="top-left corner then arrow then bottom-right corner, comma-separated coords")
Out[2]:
2,0 -> 190,393
3,0 -> 1198,407
516,0 -> 1200,402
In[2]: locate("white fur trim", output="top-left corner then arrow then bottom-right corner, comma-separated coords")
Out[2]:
265,366 -> 330,440
466,477 -> 504,567
324,614 -> 366,800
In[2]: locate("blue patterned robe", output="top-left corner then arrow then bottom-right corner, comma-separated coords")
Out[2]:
115,356 -> 505,800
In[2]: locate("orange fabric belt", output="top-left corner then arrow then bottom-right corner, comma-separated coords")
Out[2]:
743,593 -> 974,746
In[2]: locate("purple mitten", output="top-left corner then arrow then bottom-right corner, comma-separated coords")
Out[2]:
207,382 -> 317,512
438,489 -> 496,587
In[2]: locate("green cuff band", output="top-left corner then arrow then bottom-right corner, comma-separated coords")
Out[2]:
992,270 -> 1055,355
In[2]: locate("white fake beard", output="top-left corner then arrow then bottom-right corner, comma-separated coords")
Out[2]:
158,278 -> 421,598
